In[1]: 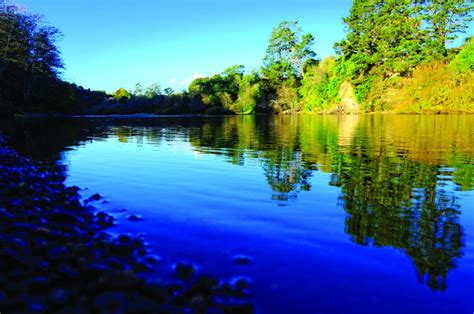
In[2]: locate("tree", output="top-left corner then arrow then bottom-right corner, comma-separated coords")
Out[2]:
163,87 -> 174,95
134,83 -> 143,97
145,83 -> 161,98
448,37 -> 474,75
299,56 -> 337,111
263,21 -> 316,81
423,0 -> 473,56
232,71 -> 262,114
1,1 -> 66,111
336,0 -> 473,77
113,88 -> 132,102
335,0 -> 430,78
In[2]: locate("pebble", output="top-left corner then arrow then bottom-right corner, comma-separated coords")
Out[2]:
127,214 -> 143,221
175,262 -> 196,280
48,288 -> 67,305
233,254 -> 253,265
0,139 -> 255,313
86,193 -> 102,202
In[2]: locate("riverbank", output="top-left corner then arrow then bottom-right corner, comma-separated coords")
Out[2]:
0,136 -> 254,313
18,111 -> 474,120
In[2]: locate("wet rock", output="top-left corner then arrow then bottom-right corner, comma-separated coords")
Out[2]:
127,214 -> 142,221
0,139 -> 254,313
48,288 -> 67,305
48,210 -> 82,224
144,255 -> 161,265
231,276 -> 253,290
54,305 -> 87,314
110,243 -> 134,257
96,211 -> 114,227
57,264 -> 79,278
29,302 -> 47,313
143,280 -> 168,302
133,261 -> 150,273
29,276 -> 51,291
86,193 -> 102,202
189,275 -> 219,296
94,291 -> 128,311
82,263 -> 109,278
233,255 -> 253,265
222,303 -> 255,314
104,256 -> 128,270
98,270 -> 142,290
117,234 -> 132,244
175,262 -> 196,280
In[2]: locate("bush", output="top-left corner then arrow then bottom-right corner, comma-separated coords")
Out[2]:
449,37 -> 474,76
393,62 -> 473,113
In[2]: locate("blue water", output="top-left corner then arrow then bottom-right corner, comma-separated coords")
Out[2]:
2,115 -> 473,313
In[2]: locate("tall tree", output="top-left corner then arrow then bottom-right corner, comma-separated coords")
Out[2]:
263,21 -> 316,81
423,0 -> 473,56
336,0 -> 473,77
1,1 -> 64,108
335,0 -> 428,77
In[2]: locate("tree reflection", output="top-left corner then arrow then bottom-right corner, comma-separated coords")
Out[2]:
0,114 -> 471,291
331,152 -> 463,291
263,150 -> 312,201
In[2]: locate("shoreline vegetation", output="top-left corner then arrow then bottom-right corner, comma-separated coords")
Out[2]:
0,136 -> 255,313
1,1 -> 473,117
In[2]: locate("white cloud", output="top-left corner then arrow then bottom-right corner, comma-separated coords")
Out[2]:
169,78 -> 177,86
180,72 -> 203,86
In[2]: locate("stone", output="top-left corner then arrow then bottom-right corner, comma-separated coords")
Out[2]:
175,262 -> 195,280
127,214 -> 142,221
233,255 -> 253,265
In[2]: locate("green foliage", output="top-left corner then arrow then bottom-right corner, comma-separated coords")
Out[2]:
299,57 -> 337,111
271,84 -> 300,113
232,73 -> 262,114
187,66 -> 263,114
134,83 -> 143,97
449,37 -> 474,75
334,0 -> 473,109
113,88 -> 132,103
163,87 -> 174,95
0,1 -> 105,114
263,20 -> 317,87
395,62 -> 473,113
2,0 -> 473,116
145,83 -> 162,99
335,0 -> 429,78
423,0 -> 473,56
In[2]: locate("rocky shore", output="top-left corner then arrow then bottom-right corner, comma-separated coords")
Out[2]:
0,137 -> 254,313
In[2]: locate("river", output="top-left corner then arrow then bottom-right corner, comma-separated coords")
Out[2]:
1,114 -> 473,314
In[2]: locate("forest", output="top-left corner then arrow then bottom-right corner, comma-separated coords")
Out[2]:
0,0 -> 473,116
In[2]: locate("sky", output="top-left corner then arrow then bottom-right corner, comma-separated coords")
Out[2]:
16,0 -> 352,93
18,0 -> 472,93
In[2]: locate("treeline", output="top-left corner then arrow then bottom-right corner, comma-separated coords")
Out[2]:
335,0 -> 474,112
1,0 -> 473,116
91,0 -> 474,115
0,1 -> 106,116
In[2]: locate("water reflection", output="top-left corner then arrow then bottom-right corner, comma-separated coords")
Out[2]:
1,114 -> 472,292
332,153 -> 463,291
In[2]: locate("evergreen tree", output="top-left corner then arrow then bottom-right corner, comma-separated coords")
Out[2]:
263,21 -> 316,83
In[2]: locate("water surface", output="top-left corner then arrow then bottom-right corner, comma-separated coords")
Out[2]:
2,115 -> 473,313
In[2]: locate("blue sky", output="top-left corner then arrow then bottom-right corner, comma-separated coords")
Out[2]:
18,0 -> 352,92
19,0 -> 473,93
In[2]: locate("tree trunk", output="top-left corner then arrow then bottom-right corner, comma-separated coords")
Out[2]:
291,46 -> 305,78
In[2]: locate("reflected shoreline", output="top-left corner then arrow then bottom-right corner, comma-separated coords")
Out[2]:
1,114 -> 472,292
